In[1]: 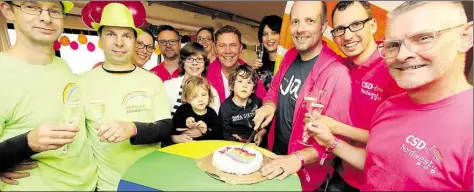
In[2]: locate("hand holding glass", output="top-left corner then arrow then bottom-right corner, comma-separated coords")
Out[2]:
298,87 -> 325,146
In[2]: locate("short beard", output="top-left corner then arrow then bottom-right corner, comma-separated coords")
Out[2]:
164,54 -> 178,60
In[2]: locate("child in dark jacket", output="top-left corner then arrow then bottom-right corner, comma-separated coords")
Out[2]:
219,65 -> 267,146
170,77 -> 222,144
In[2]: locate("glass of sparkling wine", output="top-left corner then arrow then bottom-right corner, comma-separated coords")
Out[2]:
57,101 -> 84,158
255,43 -> 264,60
89,101 -> 108,148
298,86 -> 325,146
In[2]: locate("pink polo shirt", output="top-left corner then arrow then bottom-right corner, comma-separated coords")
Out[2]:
363,89 -> 473,191
150,62 -> 180,82
340,50 -> 404,189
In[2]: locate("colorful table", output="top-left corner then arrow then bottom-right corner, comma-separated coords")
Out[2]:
118,140 -> 302,191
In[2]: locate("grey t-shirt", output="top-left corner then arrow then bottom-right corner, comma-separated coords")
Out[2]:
273,55 -> 318,155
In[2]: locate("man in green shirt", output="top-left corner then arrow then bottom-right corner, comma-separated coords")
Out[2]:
77,3 -> 172,191
0,1 -> 97,190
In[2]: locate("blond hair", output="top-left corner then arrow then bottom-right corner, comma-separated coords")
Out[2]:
182,76 -> 214,104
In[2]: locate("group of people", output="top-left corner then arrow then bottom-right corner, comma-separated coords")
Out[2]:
0,0 -> 472,191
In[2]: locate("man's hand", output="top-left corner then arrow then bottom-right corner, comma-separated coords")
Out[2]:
177,128 -> 203,138
253,103 -> 276,130
249,58 -> 264,70
27,123 -> 79,152
307,120 -> 336,148
0,162 -> 37,185
171,134 -> 193,143
185,117 -> 197,129
261,154 -> 301,181
253,129 -> 267,146
97,121 -> 136,143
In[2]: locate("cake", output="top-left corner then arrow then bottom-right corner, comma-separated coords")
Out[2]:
212,145 -> 264,175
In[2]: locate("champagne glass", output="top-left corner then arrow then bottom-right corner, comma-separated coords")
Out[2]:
57,102 -> 84,158
89,101 -> 108,149
255,43 -> 264,60
297,86 -> 325,146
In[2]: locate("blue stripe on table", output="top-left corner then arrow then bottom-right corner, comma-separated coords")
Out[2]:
118,180 -> 160,191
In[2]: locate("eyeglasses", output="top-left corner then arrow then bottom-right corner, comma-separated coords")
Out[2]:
10,3 -> 66,19
197,36 -> 213,43
377,24 -> 464,59
185,57 -> 204,63
330,18 -> 372,37
157,39 -> 180,46
136,41 -> 155,53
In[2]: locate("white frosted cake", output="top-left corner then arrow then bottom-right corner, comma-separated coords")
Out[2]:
212,145 -> 264,175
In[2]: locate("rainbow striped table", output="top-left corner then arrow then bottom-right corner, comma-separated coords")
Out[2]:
118,140 -> 302,191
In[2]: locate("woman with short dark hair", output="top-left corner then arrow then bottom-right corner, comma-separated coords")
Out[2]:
249,15 -> 283,90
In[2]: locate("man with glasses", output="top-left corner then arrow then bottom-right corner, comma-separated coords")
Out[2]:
150,25 -> 181,82
314,2 -> 404,191
0,1 -> 97,190
309,1 -> 473,190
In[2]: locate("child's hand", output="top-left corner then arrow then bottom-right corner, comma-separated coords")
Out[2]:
171,134 -> 193,143
232,134 -> 244,142
186,117 -> 196,129
253,129 -> 267,146
196,121 -> 207,134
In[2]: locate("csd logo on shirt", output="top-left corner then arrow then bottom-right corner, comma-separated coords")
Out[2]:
360,81 -> 383,101
400,134 -> 444,175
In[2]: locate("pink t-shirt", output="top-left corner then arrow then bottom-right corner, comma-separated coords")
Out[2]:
150,62 -> 180,82
363,89 -> 473,191
340,50 -> 404,189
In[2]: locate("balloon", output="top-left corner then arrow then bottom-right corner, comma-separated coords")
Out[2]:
70,41 -> 79,50
120,1 -> 147,27
89,1 -> 112,23
53,40 -> 61,50
59,36 -> 70,46
78,33 -> 88,44
87,42 -> 96,52
81,2 -> 94,29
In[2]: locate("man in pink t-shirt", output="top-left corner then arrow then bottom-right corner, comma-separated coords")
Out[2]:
150,25 -> 181,81
316,2 -> 404,191
309,1 -> 473,191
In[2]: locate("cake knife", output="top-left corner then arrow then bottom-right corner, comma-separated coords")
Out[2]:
241,127 -> 260,149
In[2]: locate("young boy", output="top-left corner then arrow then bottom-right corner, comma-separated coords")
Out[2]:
219,65 -> 267,145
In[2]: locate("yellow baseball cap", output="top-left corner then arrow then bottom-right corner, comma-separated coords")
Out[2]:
91,3 -> 143,35
61,1 -> 74,13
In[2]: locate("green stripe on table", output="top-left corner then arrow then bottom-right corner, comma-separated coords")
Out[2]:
121,151 -> 301,191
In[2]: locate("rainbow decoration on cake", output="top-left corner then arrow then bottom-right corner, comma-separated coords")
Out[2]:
212,145 -> 264,175
219,147 -> 256,164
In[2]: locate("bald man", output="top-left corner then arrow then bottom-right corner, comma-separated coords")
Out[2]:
309,1 -> 473,190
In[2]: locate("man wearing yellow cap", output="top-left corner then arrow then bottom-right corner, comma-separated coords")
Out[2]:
0,1 -> 97,191
76,3 -> 171,191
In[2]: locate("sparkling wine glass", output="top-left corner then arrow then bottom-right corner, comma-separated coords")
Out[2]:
255,43 -> 264,60
89,101 -> 108,149
57,102 -> 84,158
297,86 -> 325,146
